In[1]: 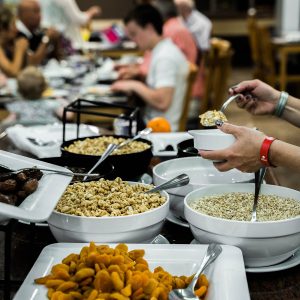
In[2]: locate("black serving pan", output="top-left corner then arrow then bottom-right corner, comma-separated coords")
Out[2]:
177,139 -> 198,158
40,156 -> 115,183
60,135 -> 153,180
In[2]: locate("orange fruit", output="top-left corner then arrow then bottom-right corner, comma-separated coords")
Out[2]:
146,117 -> 171,132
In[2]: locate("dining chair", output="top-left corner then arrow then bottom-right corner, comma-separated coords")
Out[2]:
199,37 -> 233,116
247,8 -> 264,79
247,8 -> 300,91
178,62 -> 198,132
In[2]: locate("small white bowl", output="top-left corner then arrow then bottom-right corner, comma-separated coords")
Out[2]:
184,183 -> 300,267
47,182 -> 169,243
153,157 -> 254,220
188,129 -> 235,151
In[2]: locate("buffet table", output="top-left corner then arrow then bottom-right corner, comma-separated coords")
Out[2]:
0,134 -> 299,300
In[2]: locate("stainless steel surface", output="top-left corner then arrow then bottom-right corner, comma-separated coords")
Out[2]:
168,244 -> 222,300
117,127 -> 152,149
220,94 -> 242,113
83,143 -> 118,181
251,167 -> 267,222
146,174 -> 190,194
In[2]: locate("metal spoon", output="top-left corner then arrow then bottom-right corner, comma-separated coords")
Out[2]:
117,127 -> 152,149
168,243 -> 222,300
146,174 -> 189,194
83,143 -> 118,181
250,167 -> 266,222
220,94 -> 242,113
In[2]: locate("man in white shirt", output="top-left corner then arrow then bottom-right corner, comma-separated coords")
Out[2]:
174,0 -> 212,52
111,4 -> 188,132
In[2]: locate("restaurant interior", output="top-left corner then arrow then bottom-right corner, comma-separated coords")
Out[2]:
0,0 -> 299,299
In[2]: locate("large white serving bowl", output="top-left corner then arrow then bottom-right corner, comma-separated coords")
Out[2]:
184,183 -> 300,267
47,182 -> 169,243
153,157 -> 254,219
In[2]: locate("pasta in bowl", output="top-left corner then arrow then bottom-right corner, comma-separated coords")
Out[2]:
48,178 -> 169,243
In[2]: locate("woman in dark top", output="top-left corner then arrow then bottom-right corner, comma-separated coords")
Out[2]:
0,6 -> 29,77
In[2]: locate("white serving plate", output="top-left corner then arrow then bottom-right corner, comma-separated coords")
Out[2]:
0,150 -> 72,222
6,123 -> 99,158
14,243 -> 250,300
143,132 -> 191,156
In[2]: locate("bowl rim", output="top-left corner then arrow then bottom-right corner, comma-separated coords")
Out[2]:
153,157 -> 254,185
184,183 -> 300,225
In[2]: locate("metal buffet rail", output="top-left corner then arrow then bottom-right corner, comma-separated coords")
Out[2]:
0,134 -> 299,300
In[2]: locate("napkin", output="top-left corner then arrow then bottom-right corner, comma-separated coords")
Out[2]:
6,123 -> 99,158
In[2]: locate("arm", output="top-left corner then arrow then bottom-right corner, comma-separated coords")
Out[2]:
28,29 -> 61,65
230,79 -> 300,127
58,0 -> 100,25
111,80 -> 174,111
0,38 -> 28,77
200,122 -> 300,173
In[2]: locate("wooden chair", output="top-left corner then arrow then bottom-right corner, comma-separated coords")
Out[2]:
247,8 -> 264,79
178,63 -> 198,131
200,38 -> 233,115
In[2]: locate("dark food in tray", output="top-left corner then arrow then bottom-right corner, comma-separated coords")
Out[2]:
0,167 -> 43,206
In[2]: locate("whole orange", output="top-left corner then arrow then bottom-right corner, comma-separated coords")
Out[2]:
146,117 -> 171,132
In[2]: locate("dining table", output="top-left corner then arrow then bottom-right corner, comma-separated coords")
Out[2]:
0,132 -> 299,300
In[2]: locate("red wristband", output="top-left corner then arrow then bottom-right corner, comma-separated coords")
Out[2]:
260,137 -> 276,167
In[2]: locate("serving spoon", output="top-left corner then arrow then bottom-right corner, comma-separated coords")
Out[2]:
220,94 -> 242,113
168,243 -> 222,300
251,167 -> 266,222
83,128 -> 153,181
145,174 -> 189,194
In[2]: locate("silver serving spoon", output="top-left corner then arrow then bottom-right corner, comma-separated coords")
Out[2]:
83,143 -> 118,182
0,166 -> 100,178
117,127 -> 152,148
145,174 -> 189,194
83,128 -> 152,181
251,167 -> 266,222
220,94 -> 242,113
169,243 -> 222,300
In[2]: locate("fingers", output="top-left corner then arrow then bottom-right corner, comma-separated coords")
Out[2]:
229,79 -> 261,95
216,121 -> 242,137
199,149 -> 227,162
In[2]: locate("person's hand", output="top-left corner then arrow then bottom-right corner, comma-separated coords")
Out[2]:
116,65 -> 141,80
15,37 -> 29,52
229,79 -> 281,115
111,80 -> 139,94
87,6 -> 101,19
45,28 -> 60,41
199,122 -> 266,173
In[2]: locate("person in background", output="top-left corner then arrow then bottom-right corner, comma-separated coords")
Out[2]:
117,0 -> 196,80
3,66 -> 72,124
16,0 -> 62,65
200,79 -> 300,172
174,0 -> 212,57
40,0 -> 101,49
0,5 -> 29,77
111,4 -> 189,132
174,0 -> 212,110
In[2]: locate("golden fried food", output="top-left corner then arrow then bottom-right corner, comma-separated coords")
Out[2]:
35,243 -> 209,300
199,110 -> 227,127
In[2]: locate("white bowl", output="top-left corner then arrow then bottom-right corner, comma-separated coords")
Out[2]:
184,183 -> 300,267
153,157 -> 254,219
188,129 -> 235,150
47,182 -> 169,243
